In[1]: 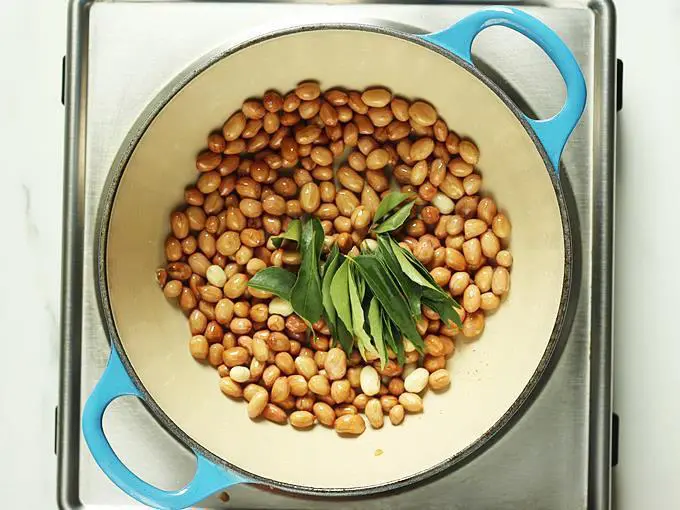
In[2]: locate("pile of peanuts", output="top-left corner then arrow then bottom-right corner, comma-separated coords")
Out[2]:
156,82 -> 512,435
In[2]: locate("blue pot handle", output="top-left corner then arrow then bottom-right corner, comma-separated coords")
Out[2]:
82,348 -> 244,509
423,6 -> 587,172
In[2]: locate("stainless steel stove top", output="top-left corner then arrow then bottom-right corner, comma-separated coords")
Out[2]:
58,1 -> 616,508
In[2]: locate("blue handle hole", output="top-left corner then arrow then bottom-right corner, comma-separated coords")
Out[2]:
470,26 -> 566,120
103,396 -> 198,492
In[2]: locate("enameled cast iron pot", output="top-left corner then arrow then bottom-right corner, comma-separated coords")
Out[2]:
82,7 -> 586,510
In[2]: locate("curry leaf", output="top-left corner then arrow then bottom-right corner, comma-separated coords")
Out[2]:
348,264 -> 375,359
330,259 -> 353,334
372,191 -> 415,224
424,295 -> 463,328
375,236 -> 422,318
389,236 -> 452,296
422,288 -> 463,328
321,245 -> 341,330
290,217 -> 324,324
387,236 -> 462,326
271,219 -> 301,248
381,308 -> 398,352
351,255 -> 424,351
391,239 -> 442,294
322,246 -> 354,353
389,236 -> 461,306
384,311 -> 406,366
373,200 -> 416,234
247,267 -> 296,301
368,298 -> 388,369
335,315 -> 355,355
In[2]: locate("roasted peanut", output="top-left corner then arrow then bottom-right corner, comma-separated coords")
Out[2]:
496,250 -> 513,268
271,376 -> 290,403
324,348 -> 348,380
388,377 -> 405,396
431,267 -> 452,287
288,375 -> 308,397
448,158 -> 473,177
492,266 -> 510,296
222,346 -> 249,367
361,88 -> 391,108
337,167 -> 364,193
492,213 -> 512,239
477,197 -> 497,225
299,182 -> 321,213
410,137 -> 435,161
189,335 -> 209,360
331,380 -> 351,404
459,139 -> 480,165
423,355 -> 446,372
262,403 -> 287,424
462,238 -> 483,268
398,393 -> 423,413
389,405 -> 405,425
247,391 -> 268,418
224,273 -> 249,299
408,101 -> 437,126
480,230 -> 501,258
429,369 -> 450,390
480,292 -> 501,311
334,414 -> 366,435
229,317 -> 252,335
309,374 -> 331,396
219,377 -> 243,398
313,402 -> 336,427
464,219 -> 487,240
462,311 -> 485,338
365,398 -> 384,429
275,352 -> 296,375
463,284 -> 481,313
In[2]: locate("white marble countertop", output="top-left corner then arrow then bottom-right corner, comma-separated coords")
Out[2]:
0,0 -> 678,508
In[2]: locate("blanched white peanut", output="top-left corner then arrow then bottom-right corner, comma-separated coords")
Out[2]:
206,265 -> 227,287
403,367 -> 429,393
403,338 -> 416,353
229,366 -> 251,383
431,192 -> 454,214
268,297 -> 294,317
360,365 -> 380,396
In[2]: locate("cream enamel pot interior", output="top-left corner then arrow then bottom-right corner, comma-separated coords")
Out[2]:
82,7 -> 586,510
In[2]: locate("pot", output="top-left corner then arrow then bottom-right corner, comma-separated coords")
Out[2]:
83,7 -> 586,510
